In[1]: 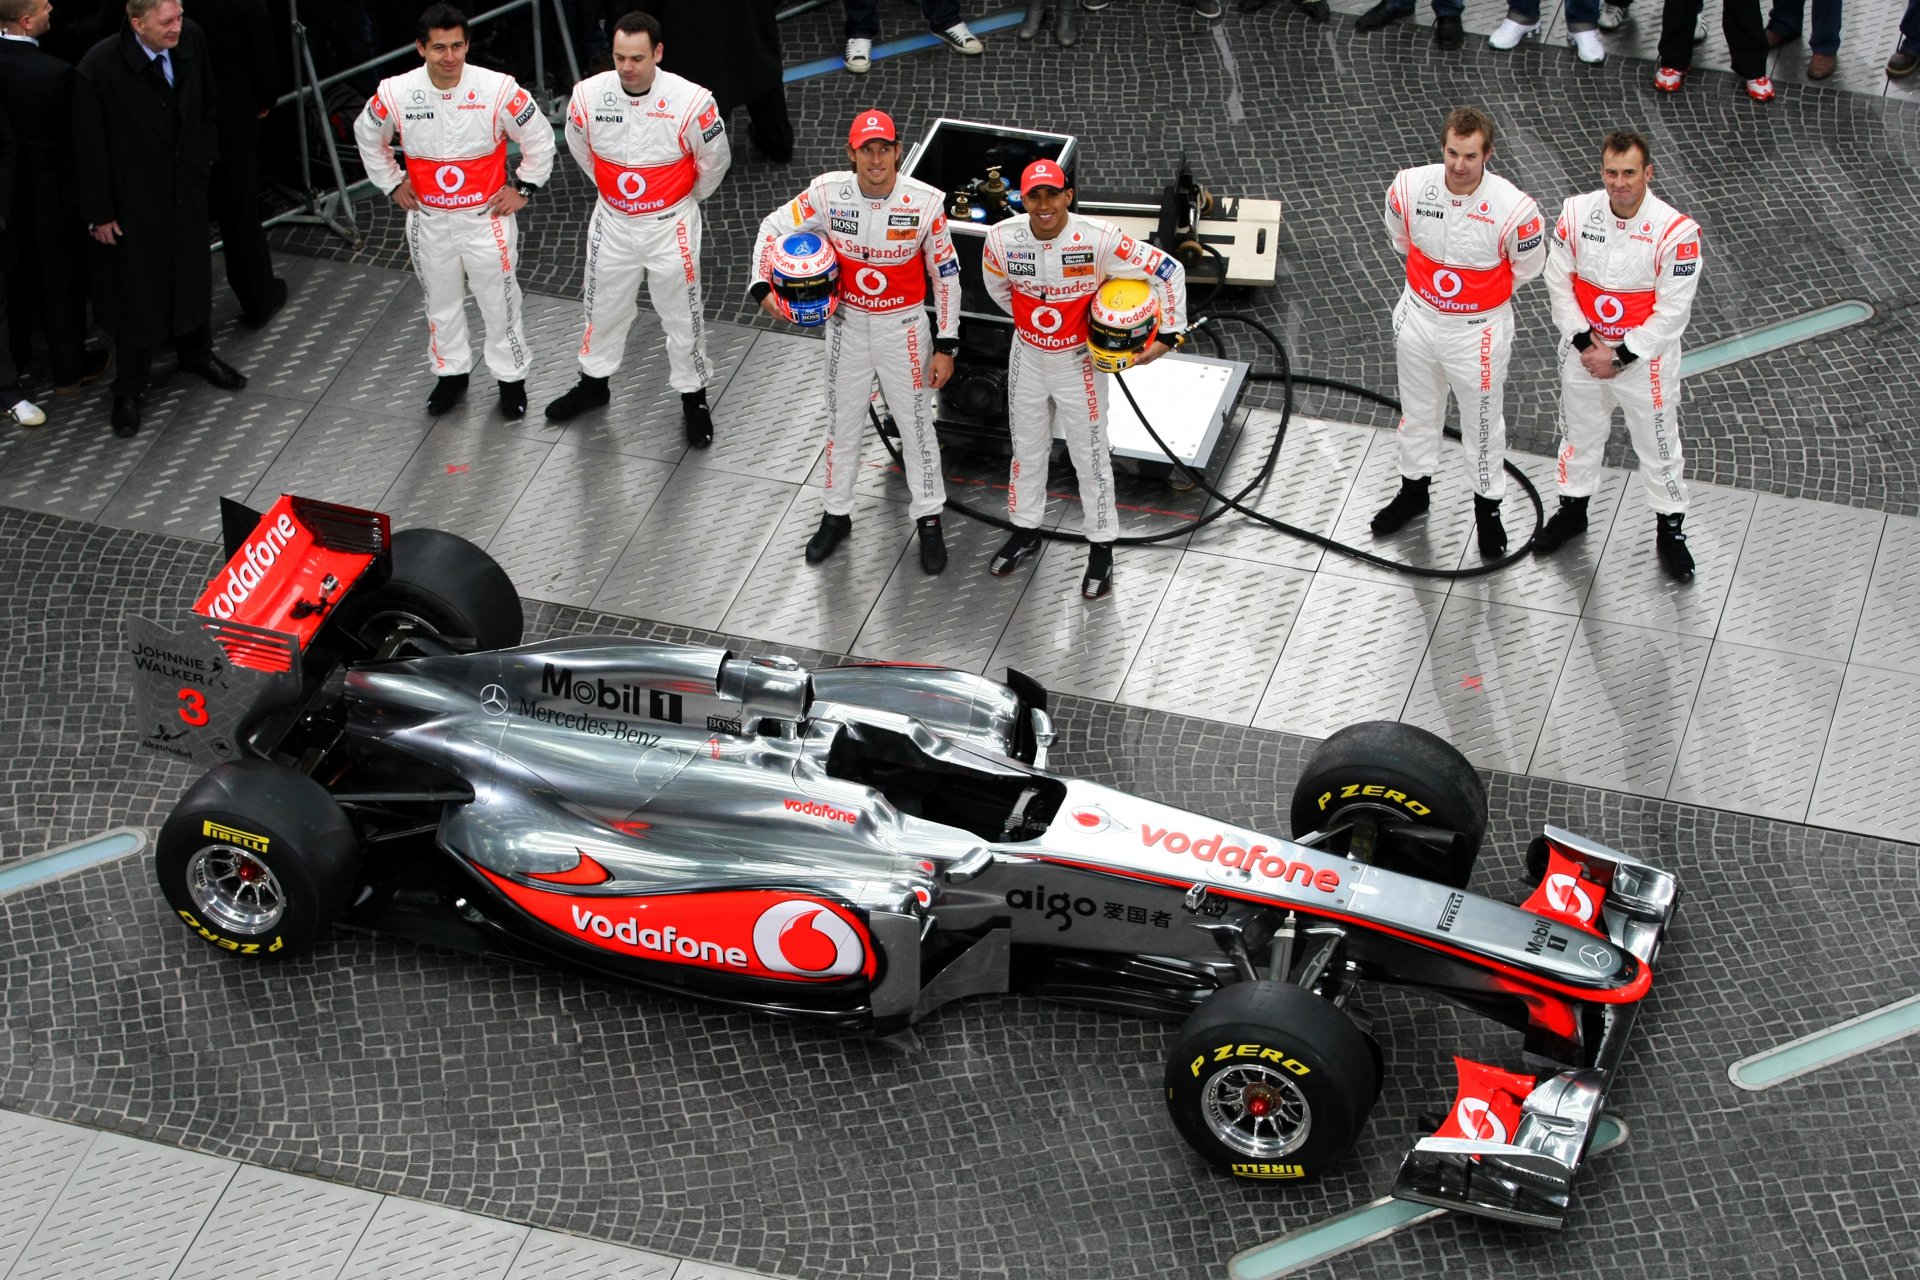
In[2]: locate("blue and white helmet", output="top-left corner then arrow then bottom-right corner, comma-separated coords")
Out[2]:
770,233 -> 839,328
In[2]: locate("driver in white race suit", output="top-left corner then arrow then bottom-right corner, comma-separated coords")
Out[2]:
980,159 -> 1188,600
1371,106 -> 1545,559
353,4 -> 555,419
749,109 -> 961,574
544,10 -> 731,448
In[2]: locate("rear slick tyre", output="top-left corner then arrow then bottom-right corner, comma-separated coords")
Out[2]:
1165,980 -> 1379,1180
328,527 -> 523,655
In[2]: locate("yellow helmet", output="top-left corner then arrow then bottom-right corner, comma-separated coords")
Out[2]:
1087,278 -> 1160,374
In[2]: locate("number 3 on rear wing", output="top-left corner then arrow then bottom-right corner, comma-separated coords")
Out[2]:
125,495 -> 391,769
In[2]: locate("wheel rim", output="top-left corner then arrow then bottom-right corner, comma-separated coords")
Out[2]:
184,844 -> 286,933
1201,1064 -> 1311,1158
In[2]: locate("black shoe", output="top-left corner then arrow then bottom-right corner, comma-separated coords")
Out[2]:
110,394 -> 141,437
426,373 -> 469,416
1017,1 -> 1048,37
1081,542 -> 1114,599
242,277 -> 290,330
1531,495 -> 1590,556
989,529 -> 1043,576
182,353 -> 247,391
1298,0 -> 1331,18
544,374 -> 610,422
1474,495 -> 1508,559
498,380 -> 527,419
55,348 -> 113,396
917,515 -> 948,574
1356,1 -> 1407,30
805,512 -> 852,563
1371,476 -> 1431,536
682,390 -> 713,449
1055,3 -> 1079,43
1194,0 -> 1224,17
1656,513 -> 1695,582
1435,13 -> 1464,46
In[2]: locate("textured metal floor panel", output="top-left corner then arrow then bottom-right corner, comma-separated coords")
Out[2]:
174,1165 -> 381,1280
554,318 -> 759,463
1401,594 -> 1580,774
1118,552 -> 1311,723
689,331 -> 832,483
94,390 -> 312,543
484,448 -> 674,608
1319,427 -> 1479,587
1718,495 -> 1883,658
1529,618 -> 1714,795
984,543 -> 1181,702
1806,665 -> 1920,841
336,1196 -> 527,1280
0,405 -> 164,522
11,1132 -> 233,1280
0,1112 -> 93,1277
504,1230 -> 681,1280
1849,516 -> 1920,675
207,258 -> 405,404
588,469 -> 798,628
1251,574 -> 1447,741
1582,482 -> 1757,638
1449,455 -> 1629,617
1186,412 -> 1370,573
723,489 -> 911,654
1668,640 -> 1848,822
242,402 -> 431,513
375,419 -> 553,547
849,512 -> 1036,671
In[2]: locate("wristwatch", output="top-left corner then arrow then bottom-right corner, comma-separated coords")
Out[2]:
1609,353 -> 1627,371
514,181 -> 539,201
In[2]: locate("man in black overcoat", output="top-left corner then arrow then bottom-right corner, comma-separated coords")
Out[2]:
191,0 -> 286,328
74,0 -> 246,437
646,0 -> 791,163
0,0 -> 110,396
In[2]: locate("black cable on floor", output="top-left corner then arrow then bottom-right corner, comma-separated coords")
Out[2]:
871,304 -> 1548,580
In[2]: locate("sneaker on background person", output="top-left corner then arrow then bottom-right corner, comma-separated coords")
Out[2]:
1488,17 -> 1539,48
844,37 -> 872,73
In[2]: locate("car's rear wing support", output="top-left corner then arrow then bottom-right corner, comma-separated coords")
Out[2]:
1390,827 -> 1679,1229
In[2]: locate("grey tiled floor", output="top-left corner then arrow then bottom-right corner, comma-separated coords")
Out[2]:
8,257 -> 1912,840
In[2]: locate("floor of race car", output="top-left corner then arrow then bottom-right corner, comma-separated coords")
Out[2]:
4,3 -> 1920,1278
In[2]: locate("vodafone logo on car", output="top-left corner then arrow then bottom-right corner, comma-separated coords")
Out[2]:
753,900 -> 865,977
1454,1096 -> 1509,1143
1542,873 -> 1596,923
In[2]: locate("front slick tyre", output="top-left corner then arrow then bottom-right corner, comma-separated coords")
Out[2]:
1289,720 -> 1487,888
1165,981 -> 1378,1181
154,761 -> 359,959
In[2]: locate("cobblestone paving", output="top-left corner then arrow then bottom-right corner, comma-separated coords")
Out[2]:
2,510 -> 1914,1280
274,1 -> 1920,514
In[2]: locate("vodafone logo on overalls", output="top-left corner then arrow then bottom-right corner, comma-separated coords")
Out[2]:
435,164 -> 466,193
616,171 -> 647,201
854,267 -> 889,297
1030,305 -> 1065,334
1593,294 -> 1626,325
1431,269 -> 1464,299
1543,873 -> 1597,923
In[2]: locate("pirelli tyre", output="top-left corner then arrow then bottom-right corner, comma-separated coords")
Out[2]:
1165,981 -> 1379,1181
154,761 -> 360,959
328,527 -> 523,655
1289,721 -> 1487,889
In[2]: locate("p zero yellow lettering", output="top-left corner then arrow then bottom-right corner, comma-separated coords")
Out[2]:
1201,1043 -> 1311,1076
1361,784 -> 1384,797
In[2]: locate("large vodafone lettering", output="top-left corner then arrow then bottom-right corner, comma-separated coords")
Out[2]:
475,869 -> 877,982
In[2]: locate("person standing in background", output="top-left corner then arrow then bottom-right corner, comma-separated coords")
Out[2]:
193,0 -> 289,327
647,0 -> 791,163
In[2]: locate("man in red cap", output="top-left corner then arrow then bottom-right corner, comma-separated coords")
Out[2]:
748,109 -> 961,572
980,159 -> 1188,599
545,10 -> 732,448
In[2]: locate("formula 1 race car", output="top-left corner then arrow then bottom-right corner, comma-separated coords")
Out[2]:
127,494 -> 1679,1229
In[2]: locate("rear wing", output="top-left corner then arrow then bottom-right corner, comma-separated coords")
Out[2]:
126,495 -> 391,769
1390,826 -> 1680,1228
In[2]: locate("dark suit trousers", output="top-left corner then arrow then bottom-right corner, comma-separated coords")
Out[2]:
6,177 -> 90,385
212,119 -> 275,322
1660,0 -> 1769,76
113,322 -> 212,398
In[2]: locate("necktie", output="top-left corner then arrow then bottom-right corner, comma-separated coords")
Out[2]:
155,50 -> 172,86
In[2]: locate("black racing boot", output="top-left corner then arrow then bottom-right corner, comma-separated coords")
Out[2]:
916,515 -> 948,574
1474,494 -> 1508,559
1371,475 -> 1431,536
426,373 -> 468,416
989,529 -> 1043,576
545,374 -> 610,422
1017,0 -> 1048,38
1081,542 -> 1114,599
682,389 -> 714,449
1531,495 -> 1590,556
1656,512 -> 1695,582
498,379 -> 527,419
805,513 -> 852,564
